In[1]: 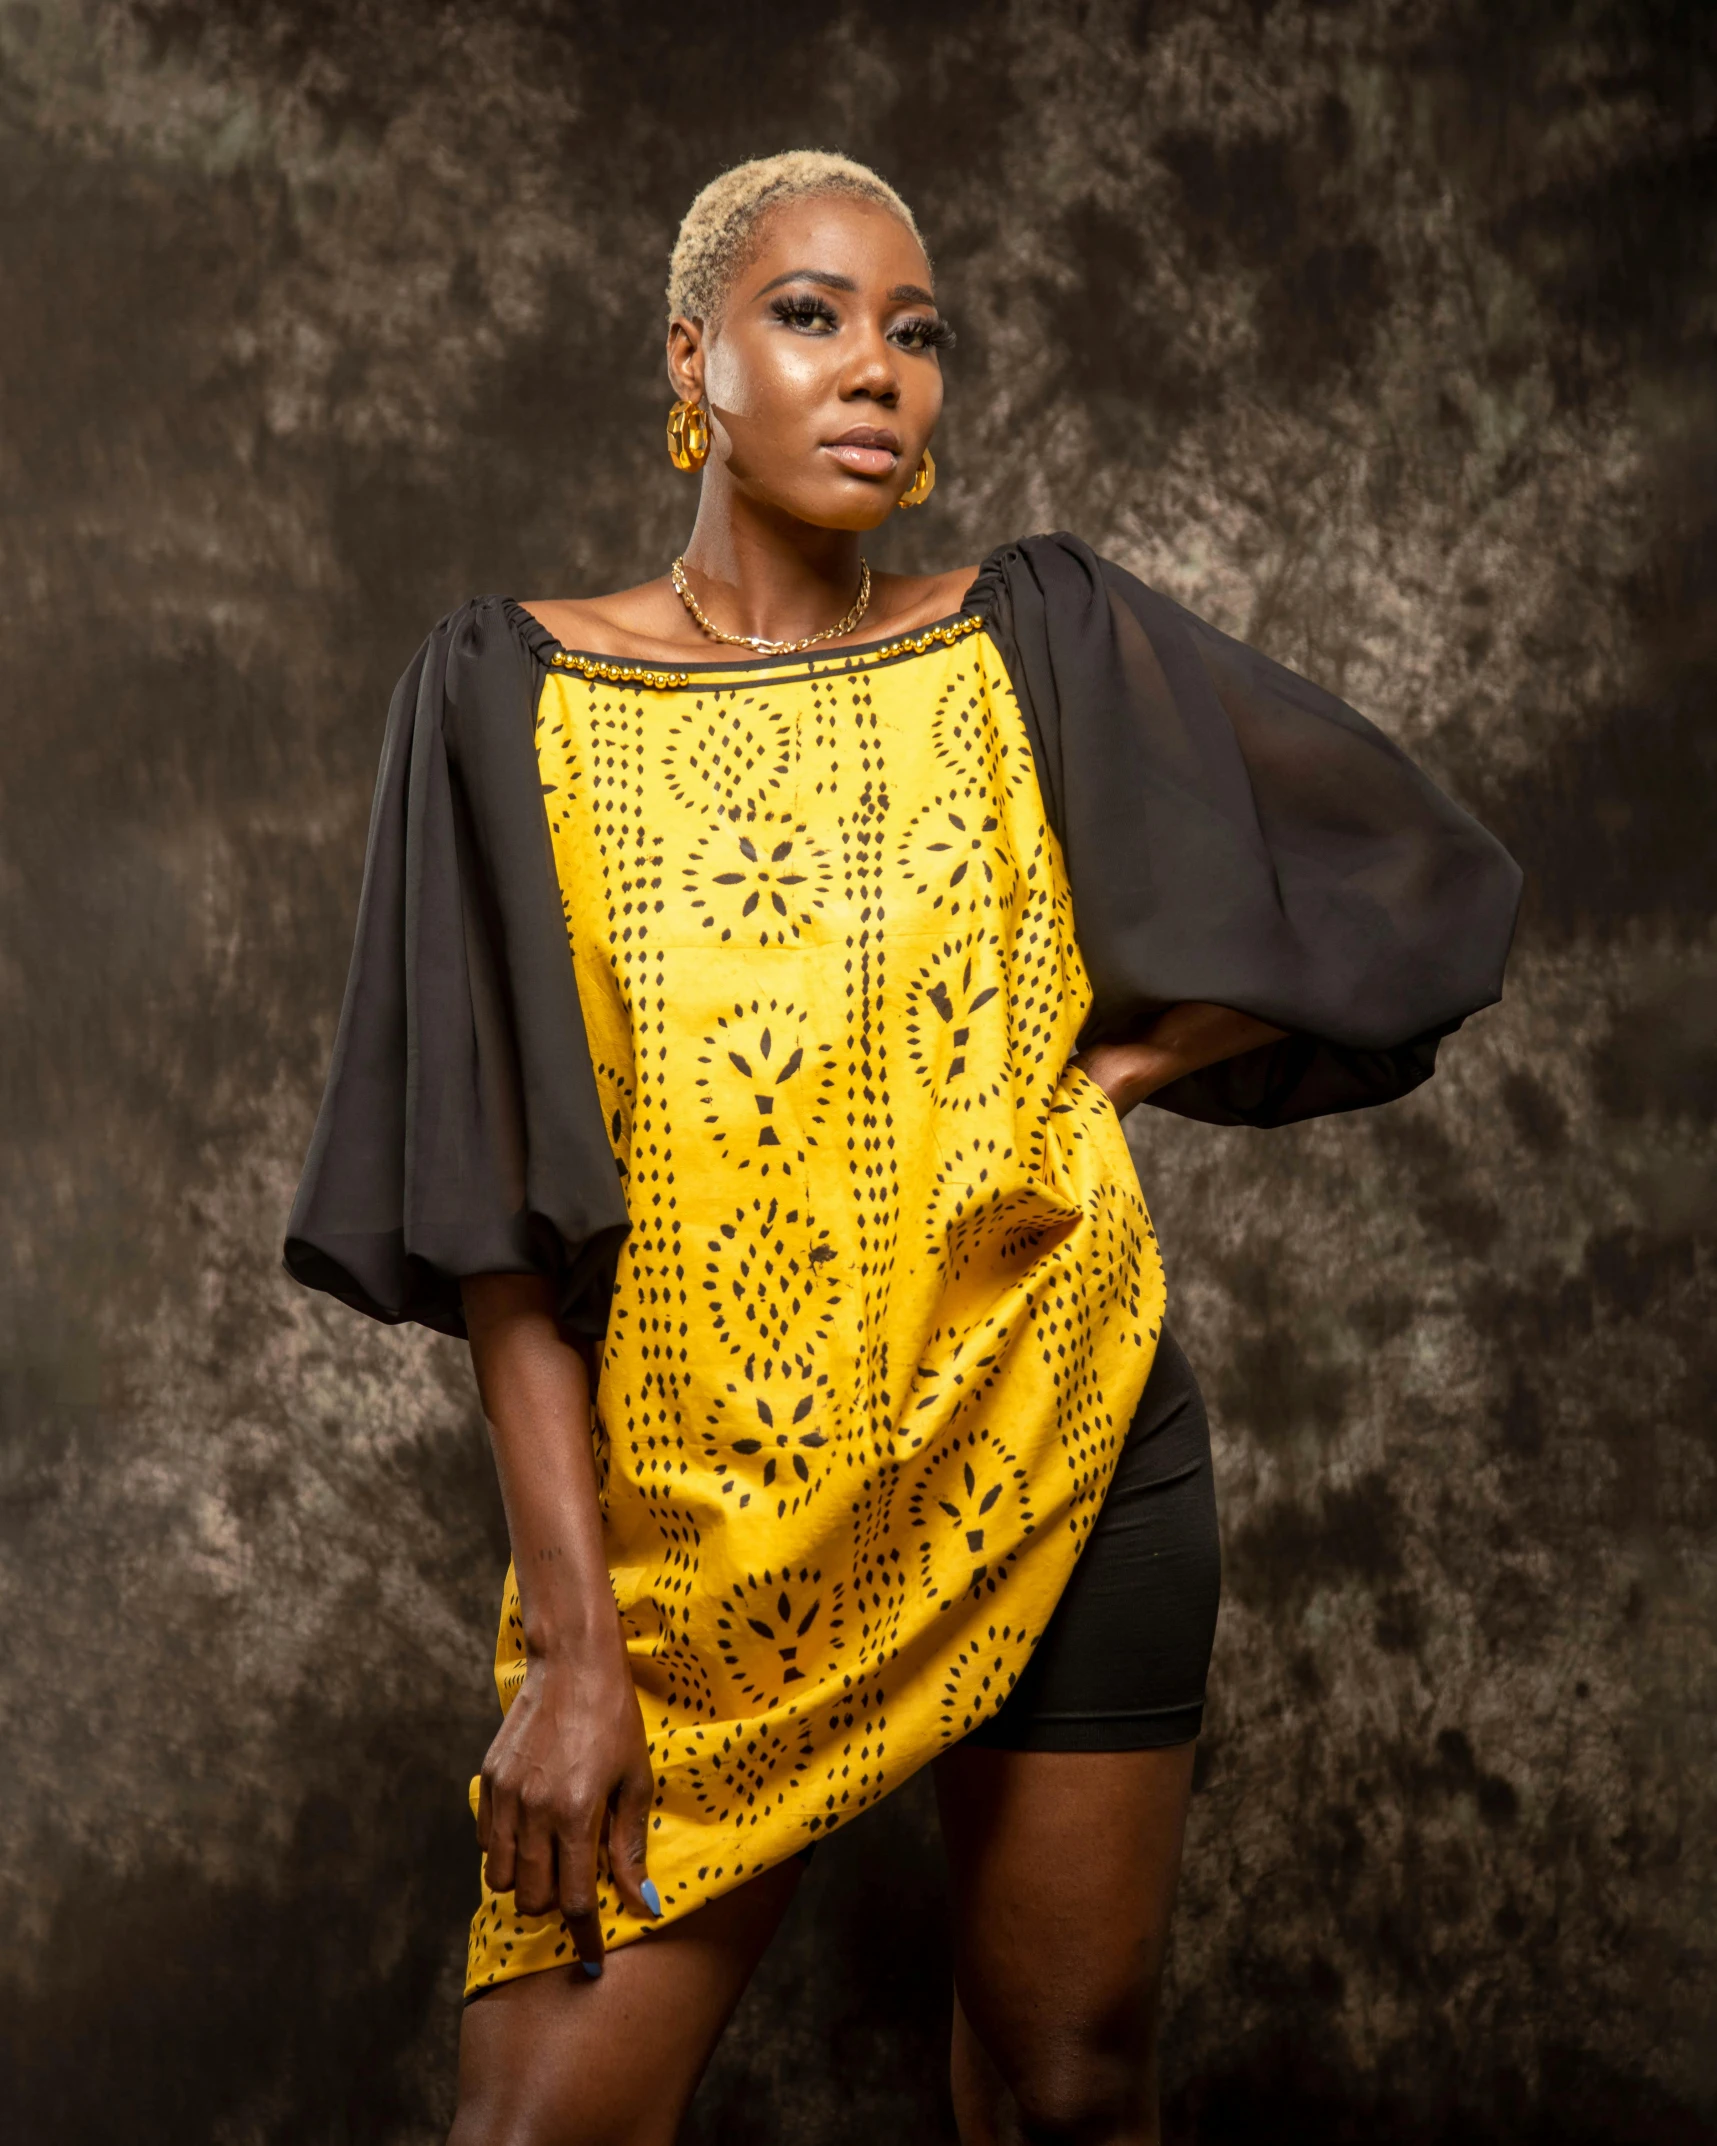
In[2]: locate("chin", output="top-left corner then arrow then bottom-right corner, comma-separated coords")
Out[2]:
787,480 -> 901,533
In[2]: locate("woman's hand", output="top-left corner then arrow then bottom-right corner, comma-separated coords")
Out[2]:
1072,1001 -> 1288,1118
462,1272 -> 658,1975
476,1628 -> 657,1972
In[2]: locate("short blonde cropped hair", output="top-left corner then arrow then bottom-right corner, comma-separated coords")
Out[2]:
667,150 -> 926,323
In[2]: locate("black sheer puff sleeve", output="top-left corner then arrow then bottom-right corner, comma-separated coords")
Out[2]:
283,597 -> 630,1339
966,535 -> 1523,1126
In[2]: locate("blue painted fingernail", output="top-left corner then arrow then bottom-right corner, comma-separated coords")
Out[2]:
581,1958 -> 602,1979
641,1878 -> 662,1917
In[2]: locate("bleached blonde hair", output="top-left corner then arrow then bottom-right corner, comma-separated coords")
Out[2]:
667,150 -> 926,323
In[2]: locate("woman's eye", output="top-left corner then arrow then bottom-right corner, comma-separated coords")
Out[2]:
892,316 -> 955,354
772,297 -> 839,333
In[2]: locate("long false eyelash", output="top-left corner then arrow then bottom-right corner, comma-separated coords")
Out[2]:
770,293 -> 840,330
895,315 -> 957,353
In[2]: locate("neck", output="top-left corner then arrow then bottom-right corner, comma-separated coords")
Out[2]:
678,469 -> 866,643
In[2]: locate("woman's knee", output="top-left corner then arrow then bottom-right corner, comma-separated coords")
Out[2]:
1006,2049 -> 1153,2145
446,2109 -> 504,2146
447,2095 -> 550,2146
447,2064 -> 580,2146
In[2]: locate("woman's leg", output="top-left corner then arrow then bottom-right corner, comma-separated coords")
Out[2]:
448,1856 -> 804,2146
933,1741 -> 1196,2146
937,1329 -> 1219,2141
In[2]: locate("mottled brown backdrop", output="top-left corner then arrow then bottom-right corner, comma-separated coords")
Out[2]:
3,1 -> 1713,2139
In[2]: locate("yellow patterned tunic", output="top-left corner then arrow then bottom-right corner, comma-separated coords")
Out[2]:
465,616 -> 1164,1992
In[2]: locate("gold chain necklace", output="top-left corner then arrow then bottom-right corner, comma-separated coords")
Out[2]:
670,555 -> 872,655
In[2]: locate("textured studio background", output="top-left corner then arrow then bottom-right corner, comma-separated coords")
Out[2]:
2,2 -> 1714,2140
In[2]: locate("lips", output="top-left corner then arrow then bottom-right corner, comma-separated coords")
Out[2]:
823,424 -> 902,479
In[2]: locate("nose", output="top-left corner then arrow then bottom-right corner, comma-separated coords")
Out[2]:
841,323 -> 900,405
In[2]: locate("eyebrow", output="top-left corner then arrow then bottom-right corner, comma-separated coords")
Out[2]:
752,268 -> 938,307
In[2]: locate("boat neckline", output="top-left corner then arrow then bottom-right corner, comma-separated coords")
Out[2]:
504,597 -> 989,678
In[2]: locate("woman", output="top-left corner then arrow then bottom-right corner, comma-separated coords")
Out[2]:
286,152 -> 1520,2145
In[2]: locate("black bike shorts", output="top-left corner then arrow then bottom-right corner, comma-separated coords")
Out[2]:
967,1325 -> 1221,1752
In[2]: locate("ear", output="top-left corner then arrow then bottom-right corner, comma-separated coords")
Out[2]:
667,316 -> 706,403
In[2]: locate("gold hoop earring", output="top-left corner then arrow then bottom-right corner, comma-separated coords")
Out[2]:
666,399 -> 710,472
896,448 -> 936,509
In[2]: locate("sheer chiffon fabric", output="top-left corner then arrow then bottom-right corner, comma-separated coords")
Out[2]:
284,537 -> 1522,1335
284,596 -> 627,1340
964,537 -> 1523,1125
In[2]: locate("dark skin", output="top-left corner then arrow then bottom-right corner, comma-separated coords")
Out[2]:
450,193 -> 1284,2146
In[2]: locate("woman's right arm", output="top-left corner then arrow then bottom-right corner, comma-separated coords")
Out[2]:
461,1271 -> 657,1975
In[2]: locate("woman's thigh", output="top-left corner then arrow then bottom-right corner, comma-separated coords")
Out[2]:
449,1857 -> 804,2146
933,1741 -> 1196,2143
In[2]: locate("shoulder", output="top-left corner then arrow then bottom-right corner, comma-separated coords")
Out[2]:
867,563 -> 985,635
511,579 -> 704,665
403,593 -> 540,670
978,534 -> 1186,635
389,598 -> 555,762
918,562 -> 987,616
990,531 -> 1121,587
413,589 -> 693,681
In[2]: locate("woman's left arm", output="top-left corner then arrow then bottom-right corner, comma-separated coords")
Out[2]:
1074,1002 -> 1288,1118
970,538 -> 1522,1130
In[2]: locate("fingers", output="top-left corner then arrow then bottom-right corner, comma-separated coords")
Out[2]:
608,1764 -> 661,1924
478,1766 -> 557,1928
511,1806 -> 558,1923
479,1769 -> 519,1898
558,1793 -> 608,1976
480,1755 -> 660,1981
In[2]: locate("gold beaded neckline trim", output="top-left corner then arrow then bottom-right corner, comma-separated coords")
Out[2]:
546,649 -> 695,690
544,612 -> 983,692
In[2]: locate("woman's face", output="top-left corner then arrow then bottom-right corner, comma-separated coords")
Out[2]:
669,194 -> 950,531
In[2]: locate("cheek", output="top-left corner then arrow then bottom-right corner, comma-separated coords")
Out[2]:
702,339 -> 751,417
706,336 -> 829,428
